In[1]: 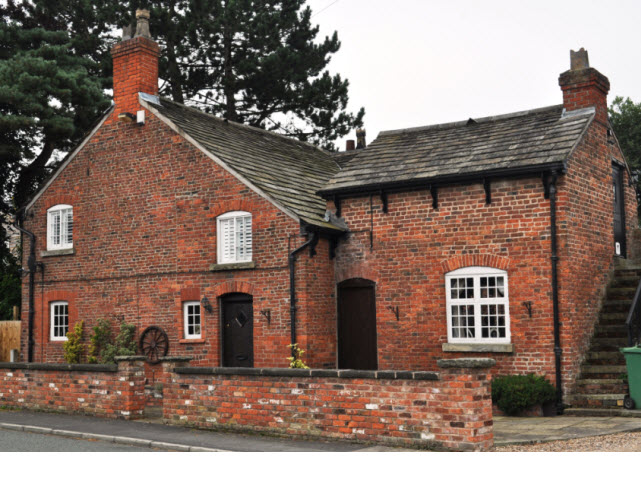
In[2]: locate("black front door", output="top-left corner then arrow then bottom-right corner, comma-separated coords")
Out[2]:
221,294 -> 253,367
337,278 -> 378,370
613,165 -> 627,257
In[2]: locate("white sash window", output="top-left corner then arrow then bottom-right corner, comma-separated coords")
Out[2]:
183,302 -> 202,339
47,204 -> 73,250
217,211 -> 252,264
50,301 -> 69,341
445,266 -> 510,343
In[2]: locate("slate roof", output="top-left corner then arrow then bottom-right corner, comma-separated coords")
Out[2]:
319,105 -> 595,196
143,96 -> 342,230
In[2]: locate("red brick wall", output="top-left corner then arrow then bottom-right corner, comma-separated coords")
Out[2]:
0,360 -> 146,419
163,362 -> 494,451
332,180 -> 556,376
20,111 -> 337,369
556,117 -> 638,394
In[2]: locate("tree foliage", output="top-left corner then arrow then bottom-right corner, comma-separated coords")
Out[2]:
609,96 -> 641,177
130,0 -> 364,148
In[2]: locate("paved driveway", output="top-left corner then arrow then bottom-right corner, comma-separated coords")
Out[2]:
494,415 -> 641,445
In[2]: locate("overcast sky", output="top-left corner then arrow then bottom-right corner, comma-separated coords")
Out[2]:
305,0 -> 641,150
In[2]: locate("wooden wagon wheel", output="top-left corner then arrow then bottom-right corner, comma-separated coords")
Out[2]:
139,326 -> 169,364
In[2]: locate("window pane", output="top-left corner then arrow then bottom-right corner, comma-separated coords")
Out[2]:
451,304 -> 475,339
481,303 -> 506,339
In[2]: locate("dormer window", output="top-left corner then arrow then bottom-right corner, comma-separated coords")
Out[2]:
47,205 -> 73,250
217,211 -> 252,264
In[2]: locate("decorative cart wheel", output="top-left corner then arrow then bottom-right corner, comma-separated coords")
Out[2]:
624,395 -> 636,410
139,326 -> 169,364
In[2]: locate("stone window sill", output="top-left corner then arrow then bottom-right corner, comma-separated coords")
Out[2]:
442,343 -> 513,353
179,339 -> 206,344
209,261 -> 255,272
41,248 -> 75,257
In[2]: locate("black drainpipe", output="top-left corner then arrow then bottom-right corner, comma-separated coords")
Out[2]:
548,173 -> 563,414
13,212 -> 37,362
289,231 -> 318,352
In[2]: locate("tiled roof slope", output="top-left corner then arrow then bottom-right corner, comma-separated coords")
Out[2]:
146,97 -> 342,230
319,105 -> 594,196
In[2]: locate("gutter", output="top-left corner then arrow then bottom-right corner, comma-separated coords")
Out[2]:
318,162 -> 566,200
289,231 -> 319,351
13,212 -> 39,362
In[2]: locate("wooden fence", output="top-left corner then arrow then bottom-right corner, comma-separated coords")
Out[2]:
0,321 -> 20,362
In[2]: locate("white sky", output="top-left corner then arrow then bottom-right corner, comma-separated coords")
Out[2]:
306,0 -> 641,149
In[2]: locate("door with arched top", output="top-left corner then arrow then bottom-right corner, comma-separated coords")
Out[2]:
337,278 -> 378,370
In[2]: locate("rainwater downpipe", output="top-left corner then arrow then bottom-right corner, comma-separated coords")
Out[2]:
548,173 -> 563,414
289,231 -> 318,352
13,212 -> 36,362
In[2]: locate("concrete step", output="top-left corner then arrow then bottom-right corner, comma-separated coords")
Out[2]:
599,312 -> 628,325
611,276 -> 641,288
566,393 -> 626,409
563,408 -> 641,418
143,406 -> 163,419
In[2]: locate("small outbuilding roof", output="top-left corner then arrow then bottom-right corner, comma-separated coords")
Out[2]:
319,105 -> 595,196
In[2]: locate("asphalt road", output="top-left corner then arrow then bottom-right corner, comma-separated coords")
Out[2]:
0,428 -> 171,452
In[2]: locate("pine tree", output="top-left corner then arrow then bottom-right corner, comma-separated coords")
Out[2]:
138,0 -> 364,148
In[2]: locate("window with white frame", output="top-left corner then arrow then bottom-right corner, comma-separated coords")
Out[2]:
183,301 -> 202,339
217,211 -> 252,264
50,301 -> 69,341
445,266 -> 510,343
47,204 -> 73,250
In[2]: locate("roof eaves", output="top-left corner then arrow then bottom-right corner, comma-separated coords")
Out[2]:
24,105 -> 115,212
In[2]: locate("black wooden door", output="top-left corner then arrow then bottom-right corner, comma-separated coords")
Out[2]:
613,165 -> 627,257
337,279 -> 378,370
221,294 -> 253,367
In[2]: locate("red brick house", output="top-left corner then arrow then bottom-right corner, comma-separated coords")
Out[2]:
17,12 -> 637,412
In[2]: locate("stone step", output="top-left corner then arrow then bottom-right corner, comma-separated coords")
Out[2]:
594,324 -> 629,337
566,393 -> 626,409
580,364 -> 627,380
605,287 -> 638,300
563,408 -> 641,417
585,351 -> 625,364
601,300 -> 634,314
599,313 -> 629,326
575,378 -> 629,394
589,336 -> 627,350
611,276 -> 641,288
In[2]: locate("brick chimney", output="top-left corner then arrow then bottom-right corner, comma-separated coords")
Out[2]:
558,48 -> 610,126
111,10 -> 160,116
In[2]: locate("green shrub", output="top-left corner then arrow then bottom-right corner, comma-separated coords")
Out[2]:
63,320 -> 84,364
287,343 -> 309,369
88,319 -> 137,364
491,374 -> 555,415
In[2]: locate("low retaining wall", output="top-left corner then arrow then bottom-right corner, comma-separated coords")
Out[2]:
0,357 -> 146,419
163,357 -> 495,451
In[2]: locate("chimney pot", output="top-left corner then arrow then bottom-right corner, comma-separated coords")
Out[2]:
570,48 -> 589,71
356,129 -> 366,149
135,9 -> 152,39
346,140 -> 355,151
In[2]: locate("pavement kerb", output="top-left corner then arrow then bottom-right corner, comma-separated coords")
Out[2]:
0,422 -> 229,452
494,424 -> 641,447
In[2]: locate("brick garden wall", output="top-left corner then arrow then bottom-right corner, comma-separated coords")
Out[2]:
0,358 -> 146,419
162,358 -> 495,451
20,111 -> 337,369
